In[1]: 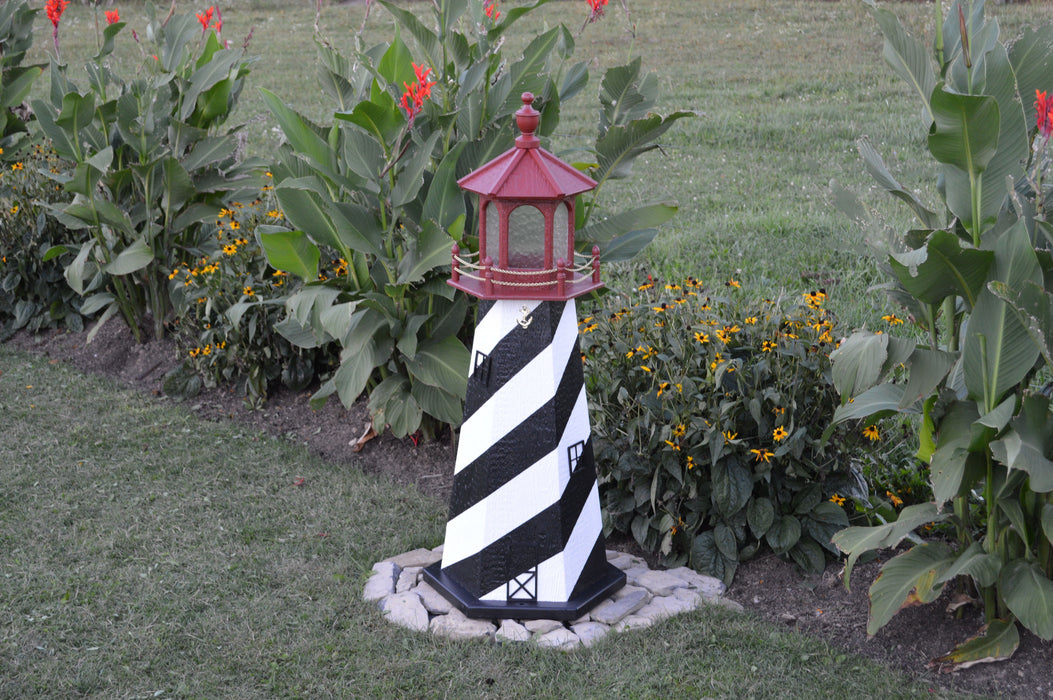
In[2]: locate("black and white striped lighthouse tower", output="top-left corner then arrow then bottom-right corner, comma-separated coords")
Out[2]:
422,94 -> 625,620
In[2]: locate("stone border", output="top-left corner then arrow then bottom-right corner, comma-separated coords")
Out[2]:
364,546 -> 744,649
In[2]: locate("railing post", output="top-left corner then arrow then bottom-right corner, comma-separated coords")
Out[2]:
484,256 -> 494,296
591,245 -> 601,284
451,243 -> 461,283
556,257 -> 567,298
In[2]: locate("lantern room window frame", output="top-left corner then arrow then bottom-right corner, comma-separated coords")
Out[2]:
450,92 -> 603,302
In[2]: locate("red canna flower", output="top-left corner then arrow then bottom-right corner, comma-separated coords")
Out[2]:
485,1 -> 500,20
46,0 -> 69,29
45,0 -> 70,56
1037,89 -> 1053,140
585,0 -> 609,22
104,9 -> 120,25
400,62 -> 437,120
196,6 -> 214,32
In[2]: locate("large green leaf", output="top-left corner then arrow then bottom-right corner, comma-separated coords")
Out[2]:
864,0 -> 936,123
593,112 -> 693,185
597,57 -> 657,134
376,1 -> 441,71
598,229 -> 658,263
576,202 -> 677,247
274,185 -> 343,260
832,383 -> 909,423
181,48 -> 244,122
934,542 -> 1001,588
396,220 -> 454,285
856,137 -> 939,229
711,458 -> 752,518
161,156 -> 196,215
392,131 -> 441,207
974,43 -> 1028,229
260,88 -> 340,177
765,515 -> 801,555
963,223 -> 1041,406
830,330 -> 889,398
104,239 -> 153,276
929,619 -> 1020,672
990,395 -> 1053,493
832,503 -> 946,588
888,229 -> 992,310
404,335 -> 469,395
990,278 -> 1053,369
1009,25 -> 1053,135
899,347 -> 957,409
1000,560 -> 1053,640
257,229 -> 321,281
867,542 -> 954,636
930,400 -> 983,504
422,143 -> 467,230
368,375 -> 421,438
410,381 -> 463,428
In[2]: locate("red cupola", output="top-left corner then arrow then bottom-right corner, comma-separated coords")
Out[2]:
450,93 -> 602,300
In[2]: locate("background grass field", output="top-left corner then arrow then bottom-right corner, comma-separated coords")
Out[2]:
8,0 -> 1049,696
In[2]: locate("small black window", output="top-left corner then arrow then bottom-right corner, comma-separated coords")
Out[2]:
568,440 -> 586,474
473,350 -> 491,385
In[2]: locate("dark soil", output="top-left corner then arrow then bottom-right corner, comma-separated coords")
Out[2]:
7,322 -> 1052,699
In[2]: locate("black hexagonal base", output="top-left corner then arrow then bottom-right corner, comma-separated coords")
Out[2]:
421,562 -> 625,621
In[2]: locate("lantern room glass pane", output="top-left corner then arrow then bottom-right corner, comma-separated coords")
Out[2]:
507,205 -> 545,268
554,202 -> 569,264
484,199 -> 499,261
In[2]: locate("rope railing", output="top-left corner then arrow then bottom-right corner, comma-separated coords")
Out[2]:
450,242 -> 602,296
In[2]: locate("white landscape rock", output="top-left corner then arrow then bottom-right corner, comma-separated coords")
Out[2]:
635,569 -> 690,597
363,561 -> 398,602
396,566 -> 422,593
535,627 -> 581,650
387,548 -> 442,569
523,618 -> 563,635
613,614 -> 655,633
665,566 -> 726,601
571,621 -> 610,648
590,588 -> 650,626
429,608 -> 496,641
381,592 -> 430,632
415,581 -> 453,615
496,620 -> 531,643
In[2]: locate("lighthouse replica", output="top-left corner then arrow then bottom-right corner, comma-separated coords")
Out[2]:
422,93 -> 626,620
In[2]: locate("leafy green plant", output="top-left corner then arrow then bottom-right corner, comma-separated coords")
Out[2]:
257,0 -> 689,438
0,0 -> 40,157
584,278 -> 861,583
0,143 -> 85,338
34,3 -> 265,343
829,0 -> 1053,667
164,193 -> 333,407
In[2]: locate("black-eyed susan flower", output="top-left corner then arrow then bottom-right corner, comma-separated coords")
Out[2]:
862,425 -> 880,441
761,340 -> 777,352
726,278 -> 740,289
829,494 -> 846,506
243,286 -> 254,296
223,244 -> 238,256
772,426 -> 789,442
750,448 -> 774,463
886,490 -> 903,507
723,430 -> 737,443
882,313 -> 904,326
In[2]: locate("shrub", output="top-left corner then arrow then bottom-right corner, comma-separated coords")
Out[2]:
583,277 -> 861,583
0,143 -> 84,338
163,192 -> 333,407
34,4 -> 265,343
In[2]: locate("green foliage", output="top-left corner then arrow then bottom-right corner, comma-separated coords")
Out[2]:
0,0 -> 41,154
163,195 -> 333,408
830,0 -> 1053,665
0,144 -> 84,338
583,278 -> 860,583
258,0 -> 688,438
32,4 -> 264,343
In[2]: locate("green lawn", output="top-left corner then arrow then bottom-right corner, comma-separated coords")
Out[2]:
0,346 -> 968,698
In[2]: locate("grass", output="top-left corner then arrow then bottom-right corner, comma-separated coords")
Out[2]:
0,345 -> 969,698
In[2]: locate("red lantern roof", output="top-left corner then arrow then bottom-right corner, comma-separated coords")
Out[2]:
457,94 -> 597,199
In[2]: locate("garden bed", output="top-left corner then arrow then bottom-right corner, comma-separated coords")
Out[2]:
6,323 -> 1051,699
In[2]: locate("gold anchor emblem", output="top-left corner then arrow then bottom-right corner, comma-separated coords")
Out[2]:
516,305 -> 534,329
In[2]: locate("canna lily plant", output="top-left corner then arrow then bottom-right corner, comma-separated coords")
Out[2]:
257,0 -> 690,439
829,0 -> 1053,668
